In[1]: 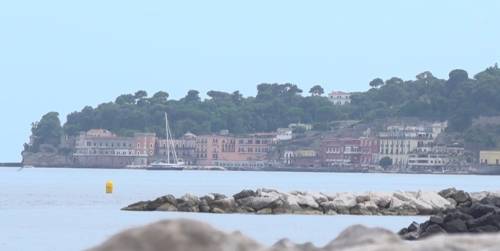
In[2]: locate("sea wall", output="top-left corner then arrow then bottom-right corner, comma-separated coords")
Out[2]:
122,188 -> 482,216
21,151 -> 73,167
88,219 -> 500,251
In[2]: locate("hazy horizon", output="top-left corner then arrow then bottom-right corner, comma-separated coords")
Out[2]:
1,0 -> 500,161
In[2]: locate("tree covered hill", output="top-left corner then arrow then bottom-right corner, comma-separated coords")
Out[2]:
28,65 -> 500,152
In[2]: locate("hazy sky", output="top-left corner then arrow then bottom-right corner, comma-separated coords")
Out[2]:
1,0 -> 499,161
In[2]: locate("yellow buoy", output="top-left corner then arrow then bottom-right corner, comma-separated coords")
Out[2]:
106,180 -> 113,194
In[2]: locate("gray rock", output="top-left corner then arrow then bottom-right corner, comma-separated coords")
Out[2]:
89,219 -> 500,251
452,190 -> 470,204
87,219 -> 262,251
156,203 -> 177,211
234,189 -> 256,200
419,224 -> 446,239
439,187 -> 457,198
429,215 -> 444,224
325,225 -> 401,250
238,196 -> 281,211
330,193 -> 357,214
350,201 -> 378,215
443,219 -> 468,233
176,194 -> 200,212
122,201 -> 149,211
209,198 -> 236,213
355,195 -> 370,204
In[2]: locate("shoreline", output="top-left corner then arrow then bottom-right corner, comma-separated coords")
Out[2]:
3,164 -> 497,176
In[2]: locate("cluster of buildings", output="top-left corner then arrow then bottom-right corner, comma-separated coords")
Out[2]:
70,120 -> 468,171
281,121 -> 472,172
62,118 -> 500,173
72,129 -> 278,168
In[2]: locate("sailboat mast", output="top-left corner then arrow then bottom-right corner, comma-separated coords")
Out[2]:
165,112 -> 170,164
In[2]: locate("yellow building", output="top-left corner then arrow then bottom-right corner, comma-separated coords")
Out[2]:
480,151 -> 500,166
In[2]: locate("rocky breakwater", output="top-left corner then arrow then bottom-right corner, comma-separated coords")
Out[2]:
88,219 -> 500,251
122,188 -> 453,216
400,188 -> 500,240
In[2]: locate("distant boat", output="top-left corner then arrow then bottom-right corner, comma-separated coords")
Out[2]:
125,164 -> 149,169
147,112 -> 186,171
147,161 -> 184,171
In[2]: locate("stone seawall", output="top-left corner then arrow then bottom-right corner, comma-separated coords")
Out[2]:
122,188 -> 484,216
21,152 -> 73,167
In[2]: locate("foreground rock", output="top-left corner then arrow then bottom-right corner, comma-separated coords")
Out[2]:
400,188 -> 500,240
123,188 -> 455,216
88,219 -> 500,251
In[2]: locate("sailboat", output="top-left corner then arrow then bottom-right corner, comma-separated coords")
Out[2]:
147,112 -> 185,171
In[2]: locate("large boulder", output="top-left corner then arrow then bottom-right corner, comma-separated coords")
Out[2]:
439,188 -> 471,204
233,189 -> 256,200
176,194 -> 200,212
368,192 -> 393,209
330,193 -> 357,214
288,191 -> 320,210
324,225 -> 401,250
209,198 -> 237,213
87,219 -> 262,251
238,194 -> 282,212
350,201 -> 379,215
386,195 -> 419,216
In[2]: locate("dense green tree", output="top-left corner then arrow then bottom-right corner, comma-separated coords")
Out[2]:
183,90 -> 201,103
150,91 -> 169,104
115,94 -> 135,105
448,69 -> 469,84
31,112 -> 63,151
309,85 -> 324,96
134,90 -> 148,99
369,78 -> 384,88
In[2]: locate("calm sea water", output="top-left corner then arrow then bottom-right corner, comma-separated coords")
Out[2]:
1,167 -> 499,251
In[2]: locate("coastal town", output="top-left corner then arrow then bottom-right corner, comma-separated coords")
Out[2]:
21,91 -> 500,174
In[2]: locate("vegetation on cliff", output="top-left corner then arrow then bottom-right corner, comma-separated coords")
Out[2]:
29,65 -> 500,151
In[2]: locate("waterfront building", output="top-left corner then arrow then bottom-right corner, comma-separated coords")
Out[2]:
156,132 -> 197,165
282,149 -> 321,168
407,152 -> 450,169
377,124 -> 442,167
320,137 -> 378,167
195,132 -> 276,168
73,129 -> 155,168
480,150 -> 500,166
328,91 -> 351,105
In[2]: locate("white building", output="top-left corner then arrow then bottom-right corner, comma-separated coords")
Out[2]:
276,128 -> 293,141
378,125 -> 438,167
328,91 -> 351,105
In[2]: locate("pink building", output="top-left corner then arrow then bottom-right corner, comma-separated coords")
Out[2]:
320,137 -> 378,167
195,133 -> 275,168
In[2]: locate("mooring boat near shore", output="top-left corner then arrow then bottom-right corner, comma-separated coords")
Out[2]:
146,112 -> 186,171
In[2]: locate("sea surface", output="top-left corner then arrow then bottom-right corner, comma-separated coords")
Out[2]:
1,167 -> 499,251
